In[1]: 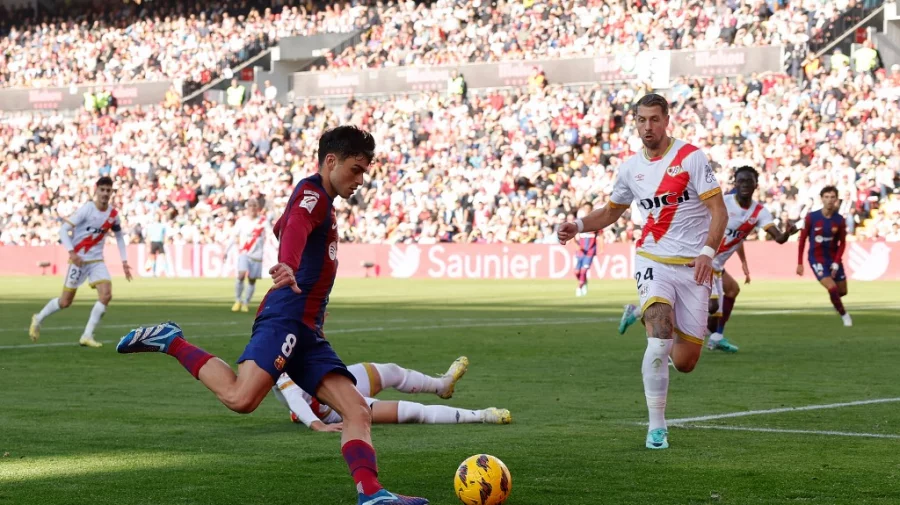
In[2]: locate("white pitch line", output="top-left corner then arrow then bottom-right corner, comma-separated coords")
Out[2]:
679,424 -> 900,440
667,397 -> 900,424
0,315 -> 610,334
0,320 -> 243,334
0,317 -> 614,350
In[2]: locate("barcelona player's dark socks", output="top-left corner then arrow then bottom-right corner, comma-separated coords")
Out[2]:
343,440 -> 382,495
166,337 -> 214,379
707,316 -> 719,334
717,296 -> 736,334
827,286 -> 846,315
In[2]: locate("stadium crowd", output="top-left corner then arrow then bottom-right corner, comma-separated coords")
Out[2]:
2,57 -> 899,247
1,0 -> 874,88
0,0 -> 371,90
1,0 -> 898,248
298,0 -> 859,72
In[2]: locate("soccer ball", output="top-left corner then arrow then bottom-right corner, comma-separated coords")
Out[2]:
453,454 -> 511,505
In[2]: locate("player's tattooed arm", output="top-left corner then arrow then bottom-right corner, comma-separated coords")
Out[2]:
643,303 -> 674,340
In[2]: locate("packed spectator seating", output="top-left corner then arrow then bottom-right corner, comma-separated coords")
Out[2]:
318,0 -> 868,72
0,0 -> 371,90
1,0 -> 879,89
2,54 -> 898,247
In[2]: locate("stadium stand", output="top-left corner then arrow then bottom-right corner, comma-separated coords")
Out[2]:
0,0 -> 897,247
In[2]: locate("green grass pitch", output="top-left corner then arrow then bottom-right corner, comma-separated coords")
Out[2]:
1,276 -> 899,505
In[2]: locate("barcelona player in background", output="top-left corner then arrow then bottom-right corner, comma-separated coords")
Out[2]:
797,185 -> 852,327
574,202 -> 601,297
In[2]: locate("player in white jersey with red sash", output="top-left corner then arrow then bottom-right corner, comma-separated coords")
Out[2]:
620,166 -> 799,352
558,94 -> 727,450
30,177 -> 133,347
228,198 -> 268,312
706,166 -> 798,352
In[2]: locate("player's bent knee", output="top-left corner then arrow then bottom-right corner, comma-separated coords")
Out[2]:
100,294 -> 112,305
224,392 -> 264,414
341,401 -> 373,426
673,359 -> 698,373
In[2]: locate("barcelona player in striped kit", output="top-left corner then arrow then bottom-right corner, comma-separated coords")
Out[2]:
797,185 -> 852,326
30,176 -> 133,347
116,127 -> 429,505
574,203 -> 600,297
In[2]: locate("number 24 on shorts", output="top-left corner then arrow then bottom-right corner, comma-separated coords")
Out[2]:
634,267 -> 654,287
635,267 -> 654,302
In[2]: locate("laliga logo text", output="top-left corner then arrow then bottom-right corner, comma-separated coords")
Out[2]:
847,242 -> 891,281
389,245 -> 421,278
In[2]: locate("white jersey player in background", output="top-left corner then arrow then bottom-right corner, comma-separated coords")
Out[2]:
227,198 -> 268,312
271,357 -> 511,431
558,93 -> 727,450
618,166 -> 798,353
30,176 -> 133,347
706,166 -> 798,351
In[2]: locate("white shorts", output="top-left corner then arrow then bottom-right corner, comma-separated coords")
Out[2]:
348,362 -> 381,397
64,261 -> 110,291
237,254 -> 263,279
635,255 -> 711,345
710,270 -> 724,316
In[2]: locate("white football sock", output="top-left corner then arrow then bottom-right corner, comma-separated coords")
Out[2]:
373,363 -> 446,395
82,301 -> 107,338
243,283 -> 256,304
642,337 -> 673,431
397,401 -> 484,424
36,297 -> 61,323
235,278 -> 244,302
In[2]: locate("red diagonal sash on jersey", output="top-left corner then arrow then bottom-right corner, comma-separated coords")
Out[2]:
636,144 -> 698,249
73,209 -> 118,253
717,203 -> 763,254
241,216 -> 267,253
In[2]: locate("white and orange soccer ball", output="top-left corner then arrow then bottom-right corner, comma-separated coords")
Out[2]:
453,454 -> 511,505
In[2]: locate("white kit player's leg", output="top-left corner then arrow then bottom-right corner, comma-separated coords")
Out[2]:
243,281 -> 256,306
31,263 -> 84,341
373,357 -> 468,399
35,298 -> 62,324
374,363 -> 446,395
396,401 -> 510,425
82,301 -> 107,341
234,278 -> 244,303
642,332 -> 673,432
80,268 -> 111,348
634,256 -> 680,450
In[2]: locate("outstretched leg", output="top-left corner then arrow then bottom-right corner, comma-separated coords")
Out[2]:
117,322 -> 272,413
373,400 -> 510,425
369,357 -> 467,399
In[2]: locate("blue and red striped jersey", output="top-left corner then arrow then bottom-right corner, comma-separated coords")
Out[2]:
260,174 -> 338,331
576,232 -> 599,257
798,209 -> 846,266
